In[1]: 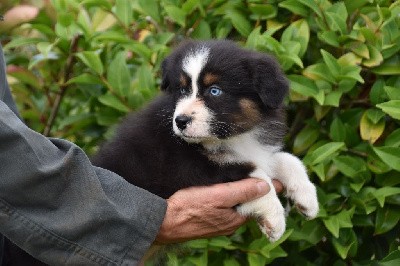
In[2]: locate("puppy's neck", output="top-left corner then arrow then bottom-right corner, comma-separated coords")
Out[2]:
201,129 -> 272,165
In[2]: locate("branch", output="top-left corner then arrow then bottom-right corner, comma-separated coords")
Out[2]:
43,34 -> 81,136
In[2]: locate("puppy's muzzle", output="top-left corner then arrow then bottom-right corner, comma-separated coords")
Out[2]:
175,115 -> 192,131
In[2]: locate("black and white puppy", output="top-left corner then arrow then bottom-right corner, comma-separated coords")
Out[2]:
93,40 -> 319,241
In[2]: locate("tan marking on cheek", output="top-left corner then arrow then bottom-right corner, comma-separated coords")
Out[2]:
203,73 -> 219,86
234,99 -> 262,129
180,74 -> 188,87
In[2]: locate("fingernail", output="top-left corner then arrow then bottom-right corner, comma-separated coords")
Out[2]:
257,181 -> 270,195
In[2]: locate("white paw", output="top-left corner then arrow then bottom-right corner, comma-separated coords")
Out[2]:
237,196 -> 286,242
289,184 -> 319,219
257,211 -> 286,242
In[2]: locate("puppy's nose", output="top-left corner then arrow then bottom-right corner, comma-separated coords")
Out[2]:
175,115 -> 192,131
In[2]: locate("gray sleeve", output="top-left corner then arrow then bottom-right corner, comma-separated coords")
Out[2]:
0,45 -> 167,265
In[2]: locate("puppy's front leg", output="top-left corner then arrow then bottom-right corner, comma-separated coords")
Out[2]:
236,169 -> 286,242
273,152 -> 319,219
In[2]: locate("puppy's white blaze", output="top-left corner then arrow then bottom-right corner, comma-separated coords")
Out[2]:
182,46 -> 210,98
173,46 -> 212,140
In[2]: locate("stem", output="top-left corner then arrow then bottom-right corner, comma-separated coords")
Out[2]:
43,35 -> 81,136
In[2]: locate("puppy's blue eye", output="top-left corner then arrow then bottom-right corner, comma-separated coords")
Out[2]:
180,87 -> 187,94
209,86 -> 222,96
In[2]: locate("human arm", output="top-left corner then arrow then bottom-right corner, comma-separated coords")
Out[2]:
0,45 -> 167,265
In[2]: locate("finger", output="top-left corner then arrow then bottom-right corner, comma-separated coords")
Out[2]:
214,178 -> 270,207
272,179 -> 284,193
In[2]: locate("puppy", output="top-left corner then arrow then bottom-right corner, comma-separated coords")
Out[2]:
93,40 -> 319,241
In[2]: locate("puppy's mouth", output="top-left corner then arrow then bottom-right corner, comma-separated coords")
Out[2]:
173,122 -> 215,143
175,130 -> 213,143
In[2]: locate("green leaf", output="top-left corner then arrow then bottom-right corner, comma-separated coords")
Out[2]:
360,111 -> 385,144
318,31 -> 339,47
249,4 -> 276,20
375,206 -> 400,235
281,19 -> 309,58
384,86 -> 400,100
330,118 -> 346,142
363,45 -> 384,67
376,100 -> 400,120
321,49 -> 341,78
366,109 -> 386,124
325,11 -> 347,34
373,146 -> 400,171
66,73 -> 103,85
165,5 -> 186,27
136,64 -> 155,93
215,19 -> 233,39
385,129 -> 400,147
312,163 -> 326,181
372,54 -> 400,75
4,38 -> 45,50
279,0 -> 309,17
191,20 -> 212,40
208,236 -> 232,248
303,63 -> 335,83
331,228 -> 357,259
289,220 -> 324,244
333,155 -> 366,178
107,52 -> 131,97
182,0 -> 200,14
293,125 -> 320,154
98,93 -> 130,113
370,79 -> 388,105
186,239 -> 208,249
288,75 -> 324,104
136,0 -> 161,22
372,187 -> 400,208
324,91 -> 343,107
348,42 -> 370,59
76,51 -> 104,75
248,253 -> 267,266
297,0 -> 322,17
323,208 -> 354,238
58,113 -> 94,129
225,9 -> 252,37
304,142 -> 346,166
115,0 -> 132,26
379,250 -> 400,265
340,65 -> 364,83
81,0 -> 112,10
368,150 -> 392,174
223,257 -> 241,266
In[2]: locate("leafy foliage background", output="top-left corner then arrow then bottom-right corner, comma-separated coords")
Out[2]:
1,0 -> 400,265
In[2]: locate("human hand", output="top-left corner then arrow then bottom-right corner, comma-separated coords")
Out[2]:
155,178 -> 283,244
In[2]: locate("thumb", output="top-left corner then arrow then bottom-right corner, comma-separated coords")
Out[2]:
215,178 -> 270,207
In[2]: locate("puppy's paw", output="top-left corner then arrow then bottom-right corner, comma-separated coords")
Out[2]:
257,212 -> 286,242
291,185 -> 319,219
237,194 -> 286,242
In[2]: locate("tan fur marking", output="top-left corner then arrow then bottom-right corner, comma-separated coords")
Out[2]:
235,99 -> 262,129
180,74 -> 188,87
203,73 -> 219,86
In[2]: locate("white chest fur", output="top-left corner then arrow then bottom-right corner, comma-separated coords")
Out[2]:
202,130 -> 319,242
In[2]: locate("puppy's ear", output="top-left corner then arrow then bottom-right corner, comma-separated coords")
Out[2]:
252,54 -> 289,109
160,57 -> 170,91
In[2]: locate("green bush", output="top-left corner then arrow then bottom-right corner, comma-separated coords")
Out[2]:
1,0 -> 400,265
